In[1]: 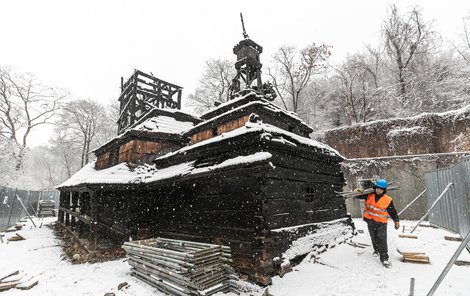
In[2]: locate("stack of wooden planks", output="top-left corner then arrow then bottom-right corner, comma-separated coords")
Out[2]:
0,270 -> 38,292
122,238 -> 235,296
397,249 -> 430,264
7,233 -> 25,242
38,200 -> 55,217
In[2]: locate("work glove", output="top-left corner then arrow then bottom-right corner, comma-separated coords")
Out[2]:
353,188 -> 364,193
394,221 -> 400,230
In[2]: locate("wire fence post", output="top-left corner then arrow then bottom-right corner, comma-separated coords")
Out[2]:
411,183 -> 453,233
6,188 -> 18,229
16,194 -> 37,228
427,230 -> 470,296
409,278 -> 415,296
26,191 -> 38,217
399,189 -> 426,216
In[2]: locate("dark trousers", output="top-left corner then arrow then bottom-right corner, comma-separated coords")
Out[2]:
366,219 -> 388,261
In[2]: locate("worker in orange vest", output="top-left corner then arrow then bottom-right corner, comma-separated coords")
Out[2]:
355,179 -> 400,267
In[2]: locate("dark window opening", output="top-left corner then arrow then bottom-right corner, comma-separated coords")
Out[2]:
305,185 -> 315,202
109,148 -> 119,166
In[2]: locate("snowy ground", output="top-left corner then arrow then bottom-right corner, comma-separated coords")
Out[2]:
1,218 -> 469,296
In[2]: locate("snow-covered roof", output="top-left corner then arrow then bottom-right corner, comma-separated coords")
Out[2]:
132,116 -> 195,134
199,90 -> 311,130
93,115 -> 196,153
159,121 -> 343,162
57,152 -> 273,189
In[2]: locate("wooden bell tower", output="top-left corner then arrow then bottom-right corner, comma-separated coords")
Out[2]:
229,14 -> 275,100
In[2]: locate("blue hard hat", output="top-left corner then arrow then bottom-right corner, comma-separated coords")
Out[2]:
375,179 -> 388,189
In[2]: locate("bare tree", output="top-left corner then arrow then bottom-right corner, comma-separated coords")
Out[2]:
267,43 -> 331,113
381,4 -> 439,101
187,58 -> 236,114
450,15 -> 470,64
56,99 -> 108,167
0,66 -> 65,169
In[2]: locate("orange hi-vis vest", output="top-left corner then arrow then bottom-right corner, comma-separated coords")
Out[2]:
363,193 -> 392,224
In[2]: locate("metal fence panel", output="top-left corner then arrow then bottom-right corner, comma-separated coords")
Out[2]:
0,185 -> 60,230
425,157 -> 470,248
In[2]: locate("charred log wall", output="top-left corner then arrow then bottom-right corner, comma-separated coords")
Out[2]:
96,170 -> 269,281
96,139 -> 180,169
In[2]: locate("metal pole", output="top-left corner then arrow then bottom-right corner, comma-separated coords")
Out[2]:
427,230 -> 470,296
409,278 -> 415,296
16,195 -> 37,227
6,188 -> 18,229
37,191 -> 42,215
399,189 -> 426,216
411,183 -> 453,233
26,195 -> 38,217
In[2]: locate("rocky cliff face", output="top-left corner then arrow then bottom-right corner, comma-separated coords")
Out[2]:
321,105 -> 470,158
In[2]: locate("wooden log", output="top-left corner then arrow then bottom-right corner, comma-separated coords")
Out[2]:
399,234 -> 418,239
403,256 -> 430,264
454,260 -> 470,266
346,242 -> 366,248
444,236 -> 463,242
0,270 -> 19,282
8,233 -> 25,241
15,278 -> 38,290
0,282 -> 18,291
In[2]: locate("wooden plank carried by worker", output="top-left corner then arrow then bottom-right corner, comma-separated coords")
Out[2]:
399,234 -> 418,239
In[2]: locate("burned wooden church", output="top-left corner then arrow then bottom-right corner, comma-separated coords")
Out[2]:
57,30 -> 352,284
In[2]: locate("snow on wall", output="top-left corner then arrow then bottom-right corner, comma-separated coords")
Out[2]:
322,104 -> 470,158
273,218 -> 354,261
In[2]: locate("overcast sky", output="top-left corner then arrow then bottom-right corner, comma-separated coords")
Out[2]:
1,0 -> 470,146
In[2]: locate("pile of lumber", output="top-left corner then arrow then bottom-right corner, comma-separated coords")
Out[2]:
7,233 -> 25,242
122,237 -> 234,296
38,200 -> 55,217
397,249 -> 430,264
0,270 -> 38,292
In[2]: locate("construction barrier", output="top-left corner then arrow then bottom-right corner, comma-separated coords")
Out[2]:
0,185 -> 59,230
424,156 -> 470,248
